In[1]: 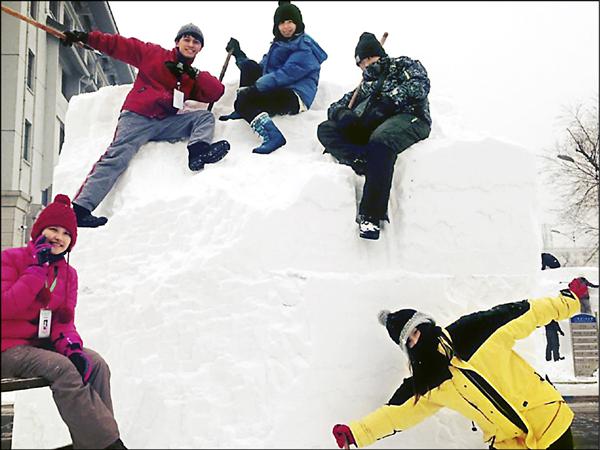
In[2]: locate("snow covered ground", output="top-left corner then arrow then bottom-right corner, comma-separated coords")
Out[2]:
9,82 -> 598,449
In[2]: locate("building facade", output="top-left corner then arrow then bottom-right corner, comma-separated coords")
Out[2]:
1,1 -> 134,250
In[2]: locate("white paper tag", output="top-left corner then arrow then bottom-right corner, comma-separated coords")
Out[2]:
173,89 -> 184,109
38,309 -> 52,338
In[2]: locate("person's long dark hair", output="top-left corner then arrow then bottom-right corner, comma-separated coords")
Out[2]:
406,322 -> 454,403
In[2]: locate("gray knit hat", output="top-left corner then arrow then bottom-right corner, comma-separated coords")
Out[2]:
175,23 -> 204,46
378,309 -> 435,352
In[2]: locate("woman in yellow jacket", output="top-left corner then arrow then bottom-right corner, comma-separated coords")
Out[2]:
332,277 -> 593,449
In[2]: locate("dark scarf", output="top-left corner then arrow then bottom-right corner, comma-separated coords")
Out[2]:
48,251 -> 66,264
165,49 -> 198,79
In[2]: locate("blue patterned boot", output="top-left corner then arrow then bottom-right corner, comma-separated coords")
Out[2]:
250,112 -> 286,154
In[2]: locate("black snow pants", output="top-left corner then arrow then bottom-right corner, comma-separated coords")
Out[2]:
233,59 -> 300,123
317,113 -> 430,221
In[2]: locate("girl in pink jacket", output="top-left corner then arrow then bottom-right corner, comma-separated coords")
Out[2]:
1,194 -> 126,449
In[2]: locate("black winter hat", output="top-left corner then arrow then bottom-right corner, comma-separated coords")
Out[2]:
355,32 -> 387,65
378,309 -> 435,350
273,1 -> 305,37
175,23 -> 204,46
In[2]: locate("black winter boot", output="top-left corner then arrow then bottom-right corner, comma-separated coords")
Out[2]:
358,215 -> 380,240
73,203 -> 108,228
187,140 -> 230,171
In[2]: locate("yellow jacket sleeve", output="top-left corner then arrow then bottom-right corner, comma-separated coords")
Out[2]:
497,291 -> 580,346
349,394 -> 442,447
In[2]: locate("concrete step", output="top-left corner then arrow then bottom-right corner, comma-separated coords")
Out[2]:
572,343 -> 599,349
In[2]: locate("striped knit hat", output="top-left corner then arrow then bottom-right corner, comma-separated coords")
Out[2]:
378,309 -> 435,351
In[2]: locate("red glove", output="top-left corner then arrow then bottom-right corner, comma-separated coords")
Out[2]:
333,424 -> 356,448
569,277 -> 590,300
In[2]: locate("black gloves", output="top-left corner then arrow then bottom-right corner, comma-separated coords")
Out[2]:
32,235 -> 53,266
68,352 -> 92,384
334,108 -> 368,144
335,109 -> 361,130
225,37 -> 241,54
361,96 -> 397,132
62,30 -> 89,47
226,37 -> 246,60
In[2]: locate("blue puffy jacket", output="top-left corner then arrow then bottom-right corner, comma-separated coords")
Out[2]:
256,33 -> 327,108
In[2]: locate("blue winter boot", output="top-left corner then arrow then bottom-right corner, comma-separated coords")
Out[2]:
250,112 -> 286,154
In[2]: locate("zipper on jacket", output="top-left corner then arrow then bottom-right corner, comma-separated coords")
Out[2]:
460,368 -> 528,434
456,388 -> 495,426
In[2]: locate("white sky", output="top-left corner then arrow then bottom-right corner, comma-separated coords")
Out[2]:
108,1 -> 599,154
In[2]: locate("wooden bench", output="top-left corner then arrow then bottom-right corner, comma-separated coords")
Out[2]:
1,377 -> 50,393
1,377 -> 51,450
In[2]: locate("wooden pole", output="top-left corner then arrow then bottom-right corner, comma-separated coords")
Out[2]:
207,49 -> 234,111
2,4 -> 65,39
348,32 -> 389,109
1,4 -> 98,52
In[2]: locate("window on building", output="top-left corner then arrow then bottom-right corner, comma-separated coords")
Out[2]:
49,1 -> 60,20
83,15 -> 92,31
63,12 -> 72,30
27,50 -> 35,91
58,119 -> 65,155
29,1 -> 37,19
61,70 -> 68,98
42,187 -> 52,206
23,120 -> 32,162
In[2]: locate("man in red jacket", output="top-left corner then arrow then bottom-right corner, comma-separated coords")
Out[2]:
62,24 -> 229,228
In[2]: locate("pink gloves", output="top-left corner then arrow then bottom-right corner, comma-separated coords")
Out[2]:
569,277 -> 590,300
333,424 -> 356,448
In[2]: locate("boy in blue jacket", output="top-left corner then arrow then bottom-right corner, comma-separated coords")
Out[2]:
220,1 -> 327,154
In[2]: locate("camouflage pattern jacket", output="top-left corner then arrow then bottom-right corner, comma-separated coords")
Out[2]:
327,56 -> 431,126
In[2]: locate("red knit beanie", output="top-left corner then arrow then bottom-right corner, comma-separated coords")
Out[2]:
30,194 -> 78,250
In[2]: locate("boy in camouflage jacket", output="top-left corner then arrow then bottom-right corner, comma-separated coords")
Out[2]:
317,32 -> 431,240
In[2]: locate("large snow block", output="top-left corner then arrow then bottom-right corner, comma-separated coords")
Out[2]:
388,136 -> 540,275
12,83 -> 544,449
54,84 -> 540,277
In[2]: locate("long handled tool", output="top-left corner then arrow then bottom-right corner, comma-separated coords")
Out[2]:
348,32 -> 389,109
1,4 -> 95,51
207,49 -> 234,111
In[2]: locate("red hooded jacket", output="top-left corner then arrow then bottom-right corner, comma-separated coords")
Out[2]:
87,31 -> 225,119
1,241 -> 82,354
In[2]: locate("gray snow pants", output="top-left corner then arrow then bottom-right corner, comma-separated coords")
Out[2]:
74,109 -> 216,212
1,345 -> 120,449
